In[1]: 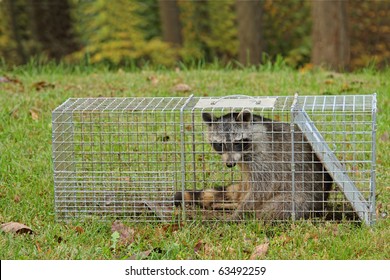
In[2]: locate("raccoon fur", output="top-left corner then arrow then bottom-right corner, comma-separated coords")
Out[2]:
174,110 -> 333,220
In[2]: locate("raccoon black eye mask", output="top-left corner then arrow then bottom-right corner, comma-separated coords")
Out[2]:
211,139 -> 251,153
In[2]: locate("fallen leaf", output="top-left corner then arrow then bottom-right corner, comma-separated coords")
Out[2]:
351,80 -> 363,86
160,223 -> 182,234
380,132 -> 389,142
249,242 -> 269,260
324,79 -> 334,85
304,232 -> 319,242
74,226 -> 84,234
0,76 -> 10,83
157,135 -> 170,142
9,108 -> 19,119
128,247 -> 163,260
32,81 -> 55,91
13,195 -> 21,203
376,202 -> 383,218
35,241 -> 42,252
147,75 -> 159,86
129,249 -> 152,260
340,83 -> 353,92
185,125 -> 193,131
54,235 -> 63,243
197,155 -> 205,162
279,234 -> 292,245
111,220 -> 135,246
29,108 -> 40,121
0,75 -> 22,84
173,83 -> 192,92
332,226 -> 339,237
1,222 -> 34,234
194,240 -> 205,254
299,63 -> 313,73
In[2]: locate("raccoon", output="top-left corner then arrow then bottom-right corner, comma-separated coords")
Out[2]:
174,110 -> 333,221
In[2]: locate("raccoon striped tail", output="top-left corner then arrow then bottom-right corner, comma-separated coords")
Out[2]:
174,184 -> 243,210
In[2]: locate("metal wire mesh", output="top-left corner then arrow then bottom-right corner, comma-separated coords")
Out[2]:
52,94 -> 376,224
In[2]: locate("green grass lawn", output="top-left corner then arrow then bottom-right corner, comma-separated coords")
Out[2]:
0,64 -> 389,259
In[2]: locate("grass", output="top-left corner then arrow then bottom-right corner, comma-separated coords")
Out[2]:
0,64 -> 389,259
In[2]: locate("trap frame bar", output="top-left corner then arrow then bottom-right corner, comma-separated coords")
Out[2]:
52,94 -> 376,224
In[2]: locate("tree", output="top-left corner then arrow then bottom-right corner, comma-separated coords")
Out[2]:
158,0 -> 182,46
70,0 -> 175,66
1,0 -> 31,64
178,0 -> 210,62
30,0 -> 78,60
311,0 -> 350,71
206,0 -> 238,62
236,0 -> 263,65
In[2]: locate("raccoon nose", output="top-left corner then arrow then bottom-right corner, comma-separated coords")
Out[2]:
226,162 -> 236,168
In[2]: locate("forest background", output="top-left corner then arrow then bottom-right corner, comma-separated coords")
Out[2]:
0,0 -> 389,71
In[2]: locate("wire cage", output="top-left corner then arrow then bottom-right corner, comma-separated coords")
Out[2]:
52,94 -> 377,225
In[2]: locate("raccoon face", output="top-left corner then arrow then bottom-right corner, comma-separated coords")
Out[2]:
202,111 -> 253,168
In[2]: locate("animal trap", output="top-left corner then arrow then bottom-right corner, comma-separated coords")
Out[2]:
52,94 -> 377,225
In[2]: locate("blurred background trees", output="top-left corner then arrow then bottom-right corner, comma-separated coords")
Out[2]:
0,0 -> 388,70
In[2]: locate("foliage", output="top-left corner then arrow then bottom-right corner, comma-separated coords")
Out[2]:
263,0 -> 312,68
0,0 -> 37,65
349,0 -> 390,69
178,0 -> 210,63
69,0 -> 175,67
0,0 -> 389,69
205,0 -> 238,63
136,0 -> 162,41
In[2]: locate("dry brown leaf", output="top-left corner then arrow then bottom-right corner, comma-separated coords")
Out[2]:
249,242 -> 269,260
173,83 -> 192,92
29,108 -> 39,121
129,249 -> 152,260
0,76 -> 22,84
380,132 -> 389,142
279,234 -> 292,245
13,195 -> 21,203
9,108 -> 19,119
1,222 -> 34,234
35,241 -> 42,252
32,81 -> 55,91
74,226 -> 84,234
160,223 -> 182,234
185,125 -> 193,131
376,202 -> 383,218
54,235 -> 63,243
194,240 -> 205,254
0,76 -> 9,83
304,232 -> 319,242
111,220 -> 135,246
147,75 -> 159,86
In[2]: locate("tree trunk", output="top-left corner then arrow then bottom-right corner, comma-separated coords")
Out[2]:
236,0 -> 263,65
158,0 -> 182,46
30,0 -> 78,60
6,0 -> 28,64
311,0 -> 350,71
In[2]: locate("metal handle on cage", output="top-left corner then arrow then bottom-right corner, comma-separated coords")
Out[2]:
210,95 -> 262,105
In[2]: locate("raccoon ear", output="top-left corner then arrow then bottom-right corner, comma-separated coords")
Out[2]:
236,109 -> 252,123
202,112 -> 215,125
